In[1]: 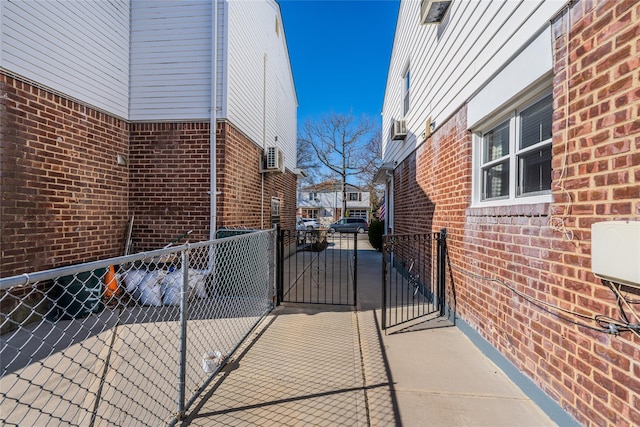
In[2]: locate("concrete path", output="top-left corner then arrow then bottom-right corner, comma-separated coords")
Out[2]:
183,236 -> 557,426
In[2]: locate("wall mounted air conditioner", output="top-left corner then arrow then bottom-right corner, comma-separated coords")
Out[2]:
391,120 -> 407,141
262,146 -> 284,173
592,221 -> 640,289
420,0 -> 451,25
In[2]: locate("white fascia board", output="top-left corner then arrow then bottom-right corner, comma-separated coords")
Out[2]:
467,25 -> 552,130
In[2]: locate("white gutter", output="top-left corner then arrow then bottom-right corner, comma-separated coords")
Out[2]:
210,0 -> 218,241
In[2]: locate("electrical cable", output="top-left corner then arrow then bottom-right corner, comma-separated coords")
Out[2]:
548,3 -> 578,246
601,279 -> 640,339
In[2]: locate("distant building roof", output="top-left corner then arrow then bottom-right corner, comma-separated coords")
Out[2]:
301,180 -> 364,193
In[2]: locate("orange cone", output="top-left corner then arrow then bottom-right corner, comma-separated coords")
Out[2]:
104,265 -> 119,299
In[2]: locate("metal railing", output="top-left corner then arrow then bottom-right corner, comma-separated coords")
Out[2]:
381,230 -> 447,330
0,229 -> 276,425
277,229 -> 357,306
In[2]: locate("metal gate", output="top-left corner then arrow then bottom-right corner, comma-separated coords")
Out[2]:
277,229 -> 357,306
382,229 -> 447,330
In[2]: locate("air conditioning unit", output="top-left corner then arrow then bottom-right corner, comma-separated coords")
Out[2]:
391,120 -> 407,141
420,0 -> 451,25
262,146 -> 284,173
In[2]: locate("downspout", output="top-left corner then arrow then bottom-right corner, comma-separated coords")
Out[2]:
261,53 -> 267,229
385,170 -> 393,233
210,0 -> 218,241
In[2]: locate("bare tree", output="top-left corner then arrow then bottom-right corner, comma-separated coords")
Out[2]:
359,129 -> 384,215
296,133 -> 320,187
298,113 -> 378,216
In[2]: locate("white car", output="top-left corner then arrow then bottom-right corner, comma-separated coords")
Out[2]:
301,218 -> 320,229
296,217 -> 320,244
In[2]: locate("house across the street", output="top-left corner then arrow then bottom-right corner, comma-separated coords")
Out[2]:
297,180 -> 371,227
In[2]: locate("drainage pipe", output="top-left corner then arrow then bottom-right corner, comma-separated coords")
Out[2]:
210,0 -> 218,242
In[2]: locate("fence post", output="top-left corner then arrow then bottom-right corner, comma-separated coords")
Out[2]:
381,235 -> 387,330
437,228 -> 447,316
276,226 -> 284,306
353,232 -> 358,306
177,248 -> 190,419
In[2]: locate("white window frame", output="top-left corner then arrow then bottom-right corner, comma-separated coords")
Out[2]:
402,63 -> 410,117
472,90 -> 554,208
302,208 -> 318,219
271,197 -> 281,217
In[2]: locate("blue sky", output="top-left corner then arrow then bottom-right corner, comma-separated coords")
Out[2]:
278,0 -> 400,126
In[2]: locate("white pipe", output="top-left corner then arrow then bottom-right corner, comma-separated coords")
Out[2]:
261,53 -> 267,229
210,0 -> 218,241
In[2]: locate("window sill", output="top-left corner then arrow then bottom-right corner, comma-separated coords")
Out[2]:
467,202 -> 550,218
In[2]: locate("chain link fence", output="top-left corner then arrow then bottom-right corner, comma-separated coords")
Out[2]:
1,229 -> 276,426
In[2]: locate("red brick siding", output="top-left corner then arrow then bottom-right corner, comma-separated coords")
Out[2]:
545,2 -> 640,424
1,74 -> 129,276
392,1 -> 639,425
0,84 -> 297,265
129,120 -> 296,252
217,121 -> 296,231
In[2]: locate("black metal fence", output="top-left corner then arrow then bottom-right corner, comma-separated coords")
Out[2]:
277,229 -> 357,306
381,229 -> 447,330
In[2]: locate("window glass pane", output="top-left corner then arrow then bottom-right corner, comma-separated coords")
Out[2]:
403,70 -> 410,115
519,145 -> 552,194
483,161 -> 509,199
483,121 -> 510,162
521,94 -> 553,149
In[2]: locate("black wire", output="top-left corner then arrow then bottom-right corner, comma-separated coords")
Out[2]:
602,279 -> 632,324
450,263 -> 639,335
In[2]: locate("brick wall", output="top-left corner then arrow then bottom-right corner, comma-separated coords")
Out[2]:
0,81 -> 297,266
1,74 -> 129,276
392,1 -> 639,425
545,1 -> 639,424
129,120 -> 296,252
129,122 -> 212,250
217,121 -> 296,231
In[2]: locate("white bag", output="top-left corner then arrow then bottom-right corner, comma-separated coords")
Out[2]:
138,270 -> 165,306
123,270 -> 147,300
162,270 -> 183,306
189,269 -> 208,299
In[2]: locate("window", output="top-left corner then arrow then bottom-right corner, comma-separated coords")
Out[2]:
348,209 -> 367,219
348,192 -> 361,201
271,197 -> 281,226
403,68 -> 410,116
302,209 -> 318,219
309,192 -> 318,201
477,93 -> 553,204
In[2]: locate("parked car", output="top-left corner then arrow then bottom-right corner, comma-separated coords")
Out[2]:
296,217 -> 319,230
301,218 -> 320,229
328,218 -> 369,234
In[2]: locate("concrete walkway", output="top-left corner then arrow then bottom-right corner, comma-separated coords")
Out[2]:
182,237 -> 557,426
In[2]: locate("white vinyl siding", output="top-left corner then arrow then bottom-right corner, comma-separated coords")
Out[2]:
1,0 -> 129,118
129,0 -> 212,121
381,0 -> 564,164
225,0 -> 297,171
